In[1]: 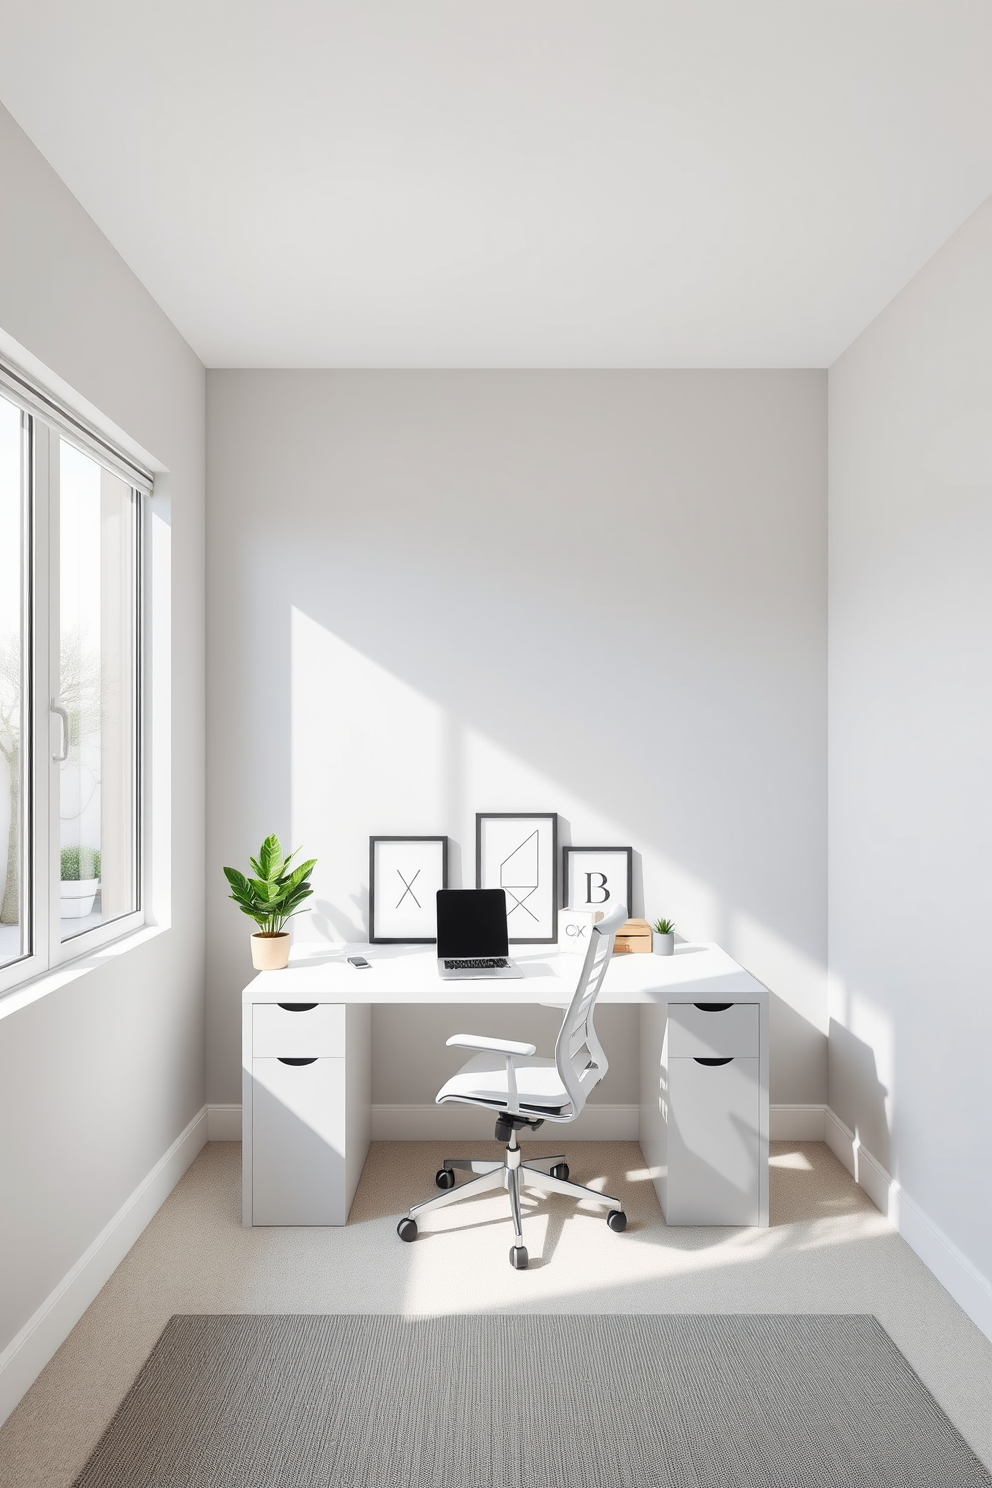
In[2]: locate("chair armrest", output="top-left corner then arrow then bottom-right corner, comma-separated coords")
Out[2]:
446,1033 -> 537,1057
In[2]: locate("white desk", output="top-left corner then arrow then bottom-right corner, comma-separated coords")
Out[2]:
242,942 -> 769,1228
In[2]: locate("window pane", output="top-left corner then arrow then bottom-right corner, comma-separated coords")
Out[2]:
59,440 -> 138,940
0,395 -> 28,967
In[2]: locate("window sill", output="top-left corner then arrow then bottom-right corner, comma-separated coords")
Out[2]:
0,923 -> 167,1024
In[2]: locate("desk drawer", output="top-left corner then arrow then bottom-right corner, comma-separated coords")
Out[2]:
253,1002 -> 345,1057
668,1002 -> 758,1059
251,1058 -> 346,1225
666,1056 -> 759,1225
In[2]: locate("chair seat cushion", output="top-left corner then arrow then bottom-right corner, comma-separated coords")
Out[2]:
436,1052 -> 570,1112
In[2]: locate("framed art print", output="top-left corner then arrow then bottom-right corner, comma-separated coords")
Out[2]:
476,813 -> 558,943
369,836 -> 448,943
563,846 -> 633,916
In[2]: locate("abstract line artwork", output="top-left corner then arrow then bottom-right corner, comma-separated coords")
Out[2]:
369,837 -> 448,943
395,870 -> 421,909
476,814 -> 558,943
500,830 -> 539,923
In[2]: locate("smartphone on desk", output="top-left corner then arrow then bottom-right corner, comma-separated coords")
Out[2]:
347,955 -> 371,969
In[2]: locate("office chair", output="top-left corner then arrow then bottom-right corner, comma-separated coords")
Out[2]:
396,901 -> 629,1269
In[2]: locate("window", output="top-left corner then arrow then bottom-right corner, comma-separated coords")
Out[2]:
0,365 -> 148,994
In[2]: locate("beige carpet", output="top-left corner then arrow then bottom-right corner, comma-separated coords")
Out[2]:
1,1140 -> 991,1486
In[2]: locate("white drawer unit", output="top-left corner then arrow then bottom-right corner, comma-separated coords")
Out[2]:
639,994 -> 769,1227
242,1002 -> 370,1227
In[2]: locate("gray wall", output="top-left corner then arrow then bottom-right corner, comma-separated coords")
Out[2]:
828,198 -> 992,1278
207,370 -> 827,1111
0,104 -> 205,1356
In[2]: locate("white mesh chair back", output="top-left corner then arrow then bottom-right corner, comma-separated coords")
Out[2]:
554,902 -> 628,1118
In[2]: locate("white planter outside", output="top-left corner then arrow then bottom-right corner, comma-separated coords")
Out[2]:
653,931 -> 675,956
251,932 -> 291,970
60,878 -> 99,918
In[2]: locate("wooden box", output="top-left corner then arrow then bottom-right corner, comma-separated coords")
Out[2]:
613,918 -> 652,954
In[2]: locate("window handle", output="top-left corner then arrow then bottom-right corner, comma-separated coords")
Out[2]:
51,700 -> 70,762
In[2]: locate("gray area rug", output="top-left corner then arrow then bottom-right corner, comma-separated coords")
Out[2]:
73,1313 -> 991,1488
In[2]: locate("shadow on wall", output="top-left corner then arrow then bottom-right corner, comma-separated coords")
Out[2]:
827,1017 -> 891,1174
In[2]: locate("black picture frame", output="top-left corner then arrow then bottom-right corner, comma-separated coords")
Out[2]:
563,845 -> 633,916
475,812 -> 558,944
369,836 -> 448,943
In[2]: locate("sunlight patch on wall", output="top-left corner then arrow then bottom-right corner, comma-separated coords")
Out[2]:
462,725 -> 719,932
290,609 -> 449,945
289,612 -> 817,1018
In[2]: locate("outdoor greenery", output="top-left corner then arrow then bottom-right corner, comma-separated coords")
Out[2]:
223,834 -> 316,936
651,917 -> 676,935
60,845 -> 101,881
1,629 -> 100,923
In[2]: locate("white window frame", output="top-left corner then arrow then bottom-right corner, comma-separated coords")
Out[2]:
0,361 -> 151,997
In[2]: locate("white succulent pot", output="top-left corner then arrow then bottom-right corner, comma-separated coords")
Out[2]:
60,878 -> 99,918
653,931 -> 675,956
251,931 -> 290,970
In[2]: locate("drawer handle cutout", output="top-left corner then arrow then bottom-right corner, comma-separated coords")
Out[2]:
277,1003 -> 318,1012
694,1057 -> 733,1067
694,1002 -> 732,1012
277,1056 -> 318,1066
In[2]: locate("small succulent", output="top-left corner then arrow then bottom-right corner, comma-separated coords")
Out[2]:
652,917 -> 676,935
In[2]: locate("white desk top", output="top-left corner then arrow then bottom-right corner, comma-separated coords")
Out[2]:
243,941 -> 767,1005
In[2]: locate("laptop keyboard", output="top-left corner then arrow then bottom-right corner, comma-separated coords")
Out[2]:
444,958 -> 509,970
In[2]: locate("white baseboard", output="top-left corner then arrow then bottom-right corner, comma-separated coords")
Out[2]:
0,1105 -> 208,1429
825,1105 -> 992,1344
769,1104 -> 825,1141
206,1103 -> 243,1141
211,1103 -> 643,1143
208,1102 -> 830,1143
370,1103 -> 639,1140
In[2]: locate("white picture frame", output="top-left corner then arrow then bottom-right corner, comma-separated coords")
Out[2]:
475,813 -> 558,944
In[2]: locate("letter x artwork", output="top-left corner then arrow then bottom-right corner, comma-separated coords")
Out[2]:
476,813 -> 558,943
369,837 -> 448,942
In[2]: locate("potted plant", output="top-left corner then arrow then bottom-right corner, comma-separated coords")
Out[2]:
60,845 -> 101,919
651,917 -> 676,956
223,834 -> 316,970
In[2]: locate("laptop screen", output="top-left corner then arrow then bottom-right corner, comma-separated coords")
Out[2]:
436,889 -> 510,958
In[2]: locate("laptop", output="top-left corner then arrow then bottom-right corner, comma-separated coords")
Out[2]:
436,888 -> 524,980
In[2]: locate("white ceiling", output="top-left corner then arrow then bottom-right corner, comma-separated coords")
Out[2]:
1,1 -> 991,368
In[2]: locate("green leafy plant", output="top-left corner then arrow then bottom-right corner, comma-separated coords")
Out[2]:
60,845 -> 101,882
652,917 -> 676,935
223,834 -> 316,936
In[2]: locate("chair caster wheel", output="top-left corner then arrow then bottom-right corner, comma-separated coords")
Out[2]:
397,1218 -> 418,1242
550,1163 -> 569,1181
435,1167 -> 455,1190
509,1245 -> 529,1270
607,1209 -> 627,1233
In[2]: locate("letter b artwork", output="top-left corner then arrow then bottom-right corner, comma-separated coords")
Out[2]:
584,871 -> 610,904
564,847 -> 633,918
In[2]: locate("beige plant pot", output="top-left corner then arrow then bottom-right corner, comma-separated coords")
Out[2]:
251,932 -> 290,970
